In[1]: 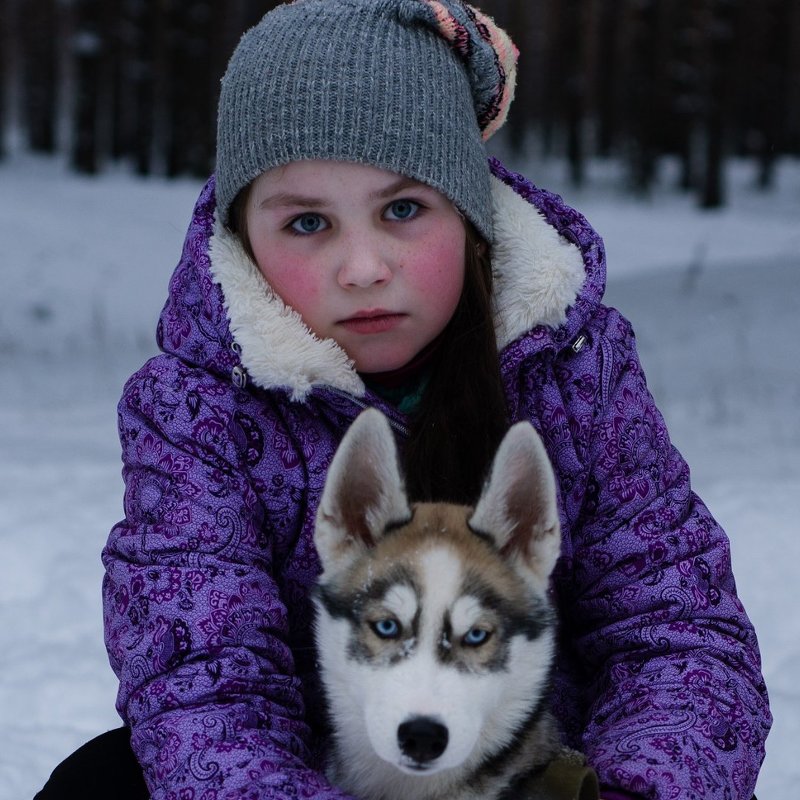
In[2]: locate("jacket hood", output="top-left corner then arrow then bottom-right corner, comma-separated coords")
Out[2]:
157,159 -> 606,400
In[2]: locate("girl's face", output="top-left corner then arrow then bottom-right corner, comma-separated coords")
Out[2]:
244,160 -> 466,373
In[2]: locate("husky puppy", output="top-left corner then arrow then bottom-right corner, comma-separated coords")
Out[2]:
313,409 -> 564,800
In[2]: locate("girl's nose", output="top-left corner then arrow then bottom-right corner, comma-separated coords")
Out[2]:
336,234 -> 394,289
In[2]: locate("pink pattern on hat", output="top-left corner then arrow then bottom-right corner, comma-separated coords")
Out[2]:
421,0 -> 518,141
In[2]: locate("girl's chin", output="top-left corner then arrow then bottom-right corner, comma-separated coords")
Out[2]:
349,345 -> 421,375
354,356 -> 414,375
346,334 -> 443,376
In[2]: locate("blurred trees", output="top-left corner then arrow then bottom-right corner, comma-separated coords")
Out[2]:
493,0 -> 800,206
2,0 -> 276,173
2,0 -> 799,207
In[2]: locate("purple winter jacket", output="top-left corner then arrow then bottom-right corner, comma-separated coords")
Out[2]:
102,159 -> 770,800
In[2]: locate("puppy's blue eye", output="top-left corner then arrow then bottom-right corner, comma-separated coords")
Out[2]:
371,619 -> 401,639
462,628 -> 490,647
385,200 -> 420,221
290,213 -> 326,234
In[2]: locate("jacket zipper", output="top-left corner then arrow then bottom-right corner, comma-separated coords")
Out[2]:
326,388 -> 411,438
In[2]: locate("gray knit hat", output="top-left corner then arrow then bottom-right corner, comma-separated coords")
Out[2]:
215,0 -> 518,242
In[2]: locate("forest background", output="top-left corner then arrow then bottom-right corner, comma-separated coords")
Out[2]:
2,0 -> 800,208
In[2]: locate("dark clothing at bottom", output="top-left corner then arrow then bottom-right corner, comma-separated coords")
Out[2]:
35,727 -> 148,800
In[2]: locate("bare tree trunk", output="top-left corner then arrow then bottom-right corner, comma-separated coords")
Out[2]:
139,0 -> 163,175
698,0 -> 740,209
120,0 -> 158,175
0,0 -> 8,158
594,0 -> 621,157
108,0 -> 126,162
22,0 -> 58,152
537,0 -> 559,158
752,0 -> 792,189
505,0 -> 540,155
554,0 -> 586,186
70,0 -> 106,172
668,0 -> 703,191
786,0 -> 800,156
619,0 -> 670,194
166,0 -> 214,177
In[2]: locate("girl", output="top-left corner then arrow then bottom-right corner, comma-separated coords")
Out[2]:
37,1 -> 770,798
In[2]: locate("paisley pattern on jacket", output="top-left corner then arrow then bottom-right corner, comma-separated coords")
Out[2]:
102,159 -> 770,800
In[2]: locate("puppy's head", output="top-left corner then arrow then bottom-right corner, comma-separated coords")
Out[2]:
313,409 -> 561,775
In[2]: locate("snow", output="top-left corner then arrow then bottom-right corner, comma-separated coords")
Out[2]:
1,152 -> 798,798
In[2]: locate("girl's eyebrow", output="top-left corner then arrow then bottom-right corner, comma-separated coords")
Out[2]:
259,193 -> 329,210
259,177 -> 430,210
370,176 -> 427,199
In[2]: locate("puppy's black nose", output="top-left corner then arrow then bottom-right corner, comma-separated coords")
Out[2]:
398,716 -> 449,764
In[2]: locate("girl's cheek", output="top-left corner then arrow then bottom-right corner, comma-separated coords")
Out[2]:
260,257 -> 326,315
419,236 -> 465,295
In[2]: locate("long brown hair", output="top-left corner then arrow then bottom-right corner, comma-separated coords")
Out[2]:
402,222 -> 508,505
228,187 -> 508,506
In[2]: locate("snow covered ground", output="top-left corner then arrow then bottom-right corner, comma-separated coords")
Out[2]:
1,152 -> 798,798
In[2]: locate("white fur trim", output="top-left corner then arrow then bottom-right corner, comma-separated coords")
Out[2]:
208,218 -> 365,401
489,176 -> 586,349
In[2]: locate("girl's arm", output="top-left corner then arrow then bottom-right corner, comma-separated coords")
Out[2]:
102,361 -> 352,800
546,307 -> 770,799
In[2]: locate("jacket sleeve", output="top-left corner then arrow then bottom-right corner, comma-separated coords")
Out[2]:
554,308 -> 770,799
102,363 -> 353,800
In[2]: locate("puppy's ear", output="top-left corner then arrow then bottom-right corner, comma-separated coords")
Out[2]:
469,422 -> 561,590
315,409 -> 411,574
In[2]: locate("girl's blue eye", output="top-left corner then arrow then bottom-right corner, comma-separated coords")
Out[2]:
385,200 -> 420,221
462,628 -> 490,647
372,619 -> 401,639
290,213 -> 326,234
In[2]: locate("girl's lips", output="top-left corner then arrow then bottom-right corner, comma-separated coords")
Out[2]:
338,311 -> 406,334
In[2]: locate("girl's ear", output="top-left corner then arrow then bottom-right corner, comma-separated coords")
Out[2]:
468,422 -> 561,591
314,409 -> 411,574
